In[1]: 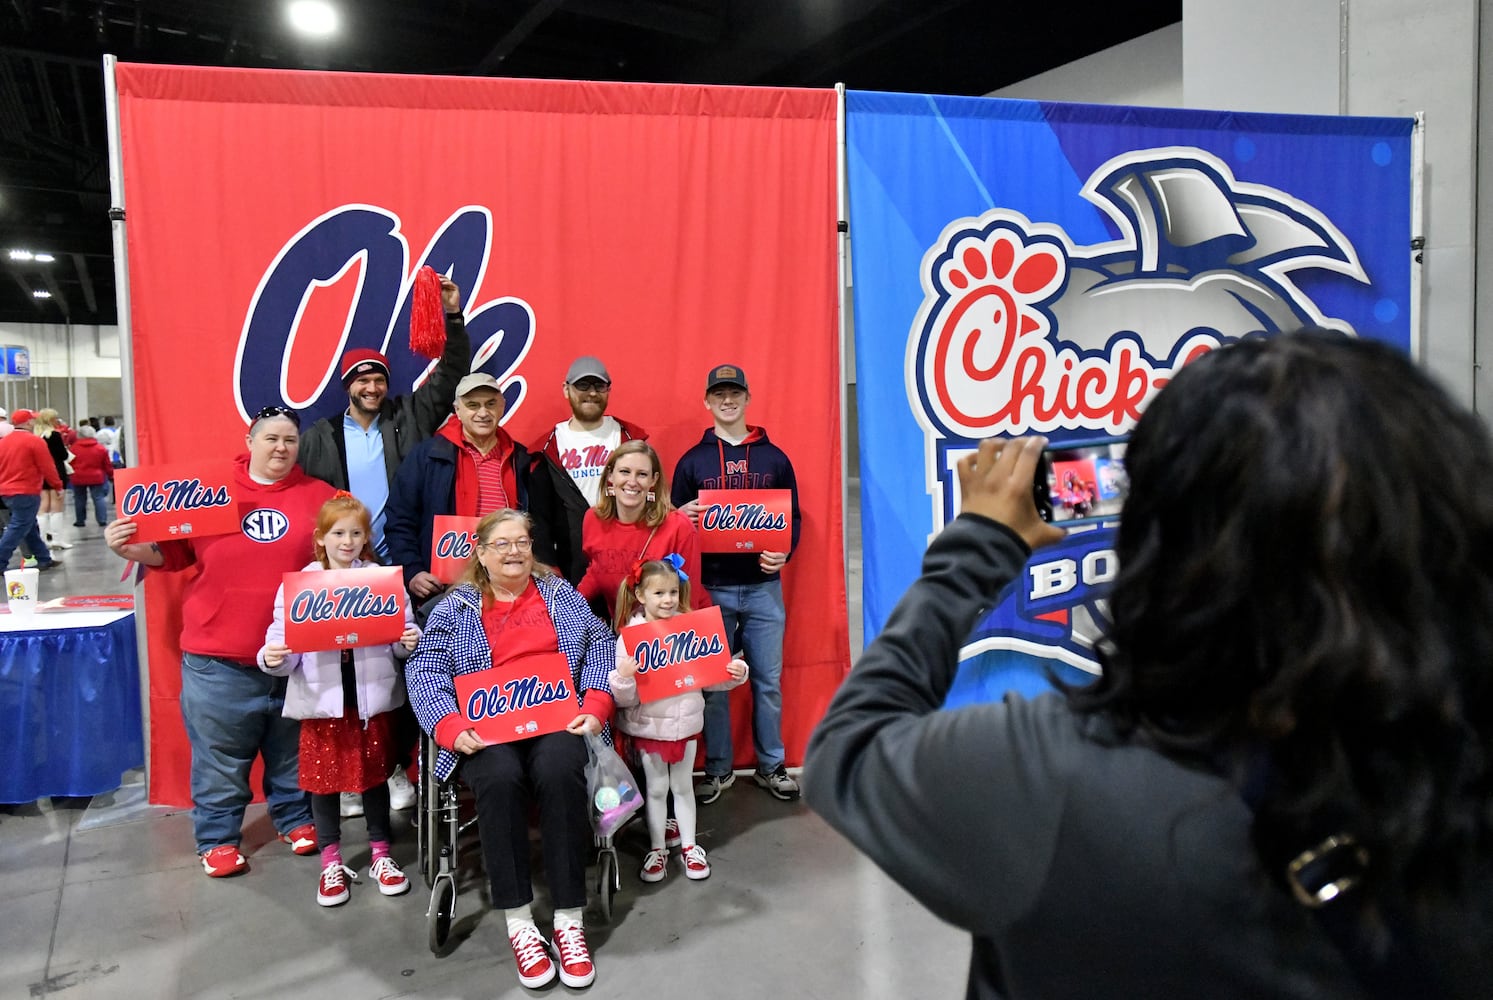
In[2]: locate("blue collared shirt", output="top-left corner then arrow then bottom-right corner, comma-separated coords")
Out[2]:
342,411 -> 390,557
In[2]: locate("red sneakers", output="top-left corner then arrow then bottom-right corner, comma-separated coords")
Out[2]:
200,845 -> 247,878
278,823 -> 318,856
368,856 -> 410,896
317,862 -> 357,907
681,843 -> 711,880
639,847 -> 668,883
553,922 -> 596,988
664,817 -> 682,849
509,924 -> 556,989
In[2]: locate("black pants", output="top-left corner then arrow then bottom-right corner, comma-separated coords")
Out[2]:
463,731 -> 589,910
311,782 -> 392,850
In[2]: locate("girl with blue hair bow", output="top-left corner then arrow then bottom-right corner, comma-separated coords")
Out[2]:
609,555 -> 747,883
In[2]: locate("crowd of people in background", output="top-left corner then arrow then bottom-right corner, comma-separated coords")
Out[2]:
98,280 -> 803,992
0,409 -> 123,571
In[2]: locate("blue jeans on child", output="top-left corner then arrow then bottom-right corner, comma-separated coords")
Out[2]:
178,652 -> 310,853
71,483 -> 111,525
700,578 -> 785,778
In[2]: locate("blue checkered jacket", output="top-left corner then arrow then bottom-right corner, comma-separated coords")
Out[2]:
406,576 -> 616,782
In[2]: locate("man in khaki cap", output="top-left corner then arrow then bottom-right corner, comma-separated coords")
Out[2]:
385,373 -> 569,601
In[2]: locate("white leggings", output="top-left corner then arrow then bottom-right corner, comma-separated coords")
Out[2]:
639,739 -> 698,850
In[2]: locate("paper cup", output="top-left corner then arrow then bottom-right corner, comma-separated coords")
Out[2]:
5,567 -> 39,616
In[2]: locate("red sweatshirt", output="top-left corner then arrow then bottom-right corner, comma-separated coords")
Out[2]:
0,430 -> 62,494
576,509 -> 711,622
68,438 -> 114,487
154,455 -> 336,664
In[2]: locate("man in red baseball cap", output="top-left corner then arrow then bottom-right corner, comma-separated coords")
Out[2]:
0,408 -> 64,571
298,276 -> 471,561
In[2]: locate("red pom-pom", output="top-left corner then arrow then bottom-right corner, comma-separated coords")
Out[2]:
410,266 -> 447,360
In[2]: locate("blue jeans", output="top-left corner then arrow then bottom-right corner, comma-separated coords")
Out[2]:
71,483 -> 111,525
0,493 -> 51,568
701,579 -> 785,776
178,652 -> 310,853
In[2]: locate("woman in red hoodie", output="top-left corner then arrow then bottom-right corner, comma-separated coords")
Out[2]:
68,425 -> 114,527
105,406 -> 336,878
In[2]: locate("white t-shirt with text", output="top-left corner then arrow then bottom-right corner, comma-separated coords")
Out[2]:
553,417 -> 622,506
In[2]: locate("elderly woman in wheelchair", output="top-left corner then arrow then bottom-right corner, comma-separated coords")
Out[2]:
407,508 -> 616,990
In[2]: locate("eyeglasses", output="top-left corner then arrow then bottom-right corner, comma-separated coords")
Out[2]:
479,538 -> 533,554
252,404 -> 301,427
569,380 -> 611,394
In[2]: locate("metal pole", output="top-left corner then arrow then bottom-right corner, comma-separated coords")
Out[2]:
103,53 -> 153,798
835,82 -> 854,659
1410,111 -> 1426,362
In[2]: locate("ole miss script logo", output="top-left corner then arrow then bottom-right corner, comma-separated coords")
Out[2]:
912,148 -> 1366,673
234,205 -> 538,428
120,479 -> 230,518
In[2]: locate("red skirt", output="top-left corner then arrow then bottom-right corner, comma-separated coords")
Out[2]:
632,734 -> 696,766
298,710 -> 396,794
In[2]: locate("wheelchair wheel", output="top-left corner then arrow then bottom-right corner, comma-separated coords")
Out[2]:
595,848 -> 617,923
428,874 -> 457,954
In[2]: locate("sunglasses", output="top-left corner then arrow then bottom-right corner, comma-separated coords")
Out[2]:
252,404 -> 301,427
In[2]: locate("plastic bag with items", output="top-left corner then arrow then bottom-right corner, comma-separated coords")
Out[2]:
584,732 -> 642,839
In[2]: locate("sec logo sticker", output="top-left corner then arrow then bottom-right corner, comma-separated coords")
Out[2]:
242,508 -> 290,542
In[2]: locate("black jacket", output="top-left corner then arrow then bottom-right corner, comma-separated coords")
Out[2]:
803,514 -> 1490,999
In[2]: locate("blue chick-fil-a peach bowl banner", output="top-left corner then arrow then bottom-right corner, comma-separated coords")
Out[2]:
846,92 -> 1414,704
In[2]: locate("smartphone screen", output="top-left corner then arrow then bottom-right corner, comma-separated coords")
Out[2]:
1034,438 -> 1128,525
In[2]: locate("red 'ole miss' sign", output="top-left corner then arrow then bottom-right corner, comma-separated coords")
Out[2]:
115,462 -> 239,543
431,515 -> 481,584
620,606 -> 734,703
695,489 -> 792,554
454,652 -> 577,744
282,565 -> 407,650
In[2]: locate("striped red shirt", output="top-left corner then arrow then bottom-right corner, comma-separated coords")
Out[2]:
462,438 -> 511,515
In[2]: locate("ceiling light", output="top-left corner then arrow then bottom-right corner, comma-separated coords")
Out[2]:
287,0 -> 338,37
8,249 -> 34,261
34,253 -> 55,263
32,289 -> 51,298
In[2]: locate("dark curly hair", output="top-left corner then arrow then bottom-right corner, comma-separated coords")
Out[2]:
1071,330 -> 1493,935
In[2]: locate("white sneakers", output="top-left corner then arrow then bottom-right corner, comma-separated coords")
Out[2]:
387,768 -> 417,810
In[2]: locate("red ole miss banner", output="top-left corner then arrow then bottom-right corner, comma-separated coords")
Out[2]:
114,463 -> 238,543
454,653 -> 577,745
620,606 -> 734,704
430,515 -> 480,585
695,489 -> 793,553
281,565 -> 407,651
115,65 -> 845,805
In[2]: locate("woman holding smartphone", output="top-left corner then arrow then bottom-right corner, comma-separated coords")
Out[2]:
806,330 -> 1491,999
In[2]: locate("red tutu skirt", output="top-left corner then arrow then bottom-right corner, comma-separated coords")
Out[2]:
298,710 -> 396,794
631,734 -> 695,765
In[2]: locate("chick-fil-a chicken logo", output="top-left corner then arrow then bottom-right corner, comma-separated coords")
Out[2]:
912,147 -> 1367,674
234,205 -> 537,428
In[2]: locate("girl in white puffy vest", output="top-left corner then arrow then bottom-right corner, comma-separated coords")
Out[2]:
258,492 -> 420,908
610,556 -> 746,883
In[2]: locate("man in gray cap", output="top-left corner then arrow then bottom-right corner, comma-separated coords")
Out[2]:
531,356 -> 649,506
528,356 -> 649,586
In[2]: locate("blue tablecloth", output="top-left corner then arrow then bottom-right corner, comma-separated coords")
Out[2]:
0,612 -> 144,803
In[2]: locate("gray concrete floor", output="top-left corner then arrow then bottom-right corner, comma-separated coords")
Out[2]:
1,484 -> 973,999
